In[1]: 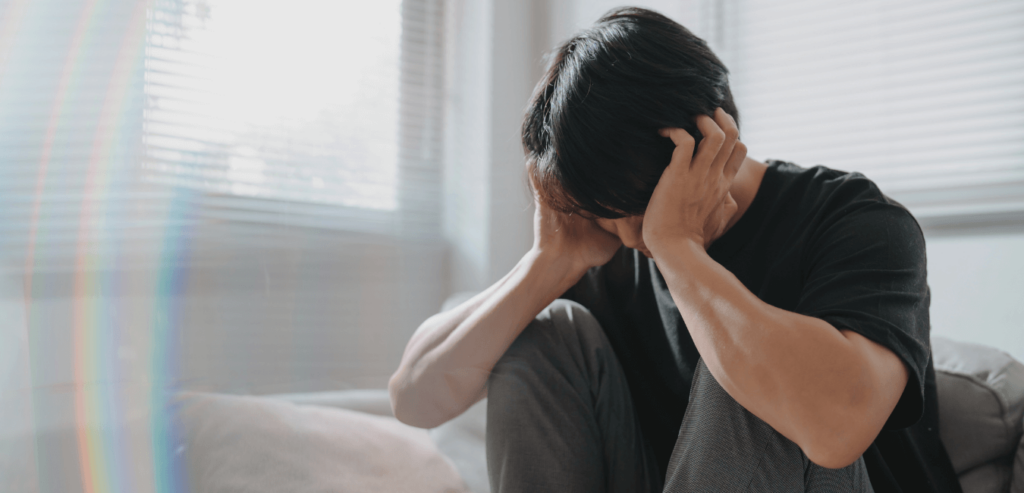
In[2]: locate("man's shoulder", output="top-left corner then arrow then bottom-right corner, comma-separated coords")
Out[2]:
751,160 -> 927,278
766,159 -> 915,225
769,160 -> 886,201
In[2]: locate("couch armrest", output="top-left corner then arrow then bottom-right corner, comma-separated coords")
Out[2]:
933,336 -> 1024,492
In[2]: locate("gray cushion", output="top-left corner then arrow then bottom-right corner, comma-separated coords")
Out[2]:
958,459 -> 1014,493
933,337 -> 1024,476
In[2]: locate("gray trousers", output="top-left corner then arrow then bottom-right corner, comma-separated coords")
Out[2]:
486,299 -> 874,493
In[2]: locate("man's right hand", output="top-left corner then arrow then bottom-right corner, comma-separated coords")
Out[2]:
390,172 -> 621,429
531,197 -> 622,279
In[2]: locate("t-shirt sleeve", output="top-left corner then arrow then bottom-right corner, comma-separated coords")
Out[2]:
794,201 -> 931,430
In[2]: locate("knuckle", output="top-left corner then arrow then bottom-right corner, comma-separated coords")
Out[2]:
734,141 -> 748,154
707,128 -> 726,145
724,126 -> 739,141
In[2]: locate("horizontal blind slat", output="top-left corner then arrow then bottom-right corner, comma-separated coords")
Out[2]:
140,0 -> 443,227
730,0 -> 1024,218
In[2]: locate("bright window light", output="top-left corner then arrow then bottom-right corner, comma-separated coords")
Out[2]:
144,0 -> 402,210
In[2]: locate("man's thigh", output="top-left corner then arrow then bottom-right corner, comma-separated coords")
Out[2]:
486,299 -> 661,493
664,359 -> 874,492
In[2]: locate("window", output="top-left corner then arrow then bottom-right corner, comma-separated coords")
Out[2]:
144,0 -> 445,236
703,0 -> 1024,230
0,0 -> 446,272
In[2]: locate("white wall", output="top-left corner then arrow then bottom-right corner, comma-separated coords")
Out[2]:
443,0 -> 495,291
926,232 -> 1024,362
443,0 -> 539,292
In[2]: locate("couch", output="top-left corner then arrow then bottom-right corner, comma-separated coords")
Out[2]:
174,334 -> 1024,493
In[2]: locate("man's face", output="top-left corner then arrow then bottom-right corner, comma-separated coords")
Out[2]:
590,189 -> 738,258
594,215 -> 651,258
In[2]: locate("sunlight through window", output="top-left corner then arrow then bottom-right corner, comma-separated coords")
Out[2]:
144,0 -> 402,210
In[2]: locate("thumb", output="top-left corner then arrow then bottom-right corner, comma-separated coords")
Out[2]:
715,193 -> 739,238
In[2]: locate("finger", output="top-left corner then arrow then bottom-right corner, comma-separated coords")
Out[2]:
693,114 -> 725,176
659,127 -> 696,155
714,193 -> 739,241
658,127 -> 696,169
724,140 -> 747,183
710,108 -> 739,179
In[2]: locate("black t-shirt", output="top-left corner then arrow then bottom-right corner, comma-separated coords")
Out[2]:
562,160 -> 962,493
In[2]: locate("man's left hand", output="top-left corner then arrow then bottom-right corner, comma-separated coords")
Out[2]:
643,108 -> 747,255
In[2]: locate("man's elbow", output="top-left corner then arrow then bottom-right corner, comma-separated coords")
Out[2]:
389,371 -> 430,428
388,369 -> 426,427
802,345 -> 902,470
804,440 -> 868,470
388,369 -> 456,429
800,413 -> 878,470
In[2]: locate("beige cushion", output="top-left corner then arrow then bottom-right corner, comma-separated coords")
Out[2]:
176,392 -> 468,493
269,388 -> 396,417
430,398 -> 490,493
933,337 -> 1024,479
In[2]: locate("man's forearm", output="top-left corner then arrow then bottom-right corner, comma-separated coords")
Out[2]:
653,238 -> 907,468
389,249 -> 583,428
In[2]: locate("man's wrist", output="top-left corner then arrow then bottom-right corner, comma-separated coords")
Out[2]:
647,234 -> 705,265
525,247 -> 589,293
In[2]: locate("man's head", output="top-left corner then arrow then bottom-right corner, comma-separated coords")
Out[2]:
523,7 -> 738,219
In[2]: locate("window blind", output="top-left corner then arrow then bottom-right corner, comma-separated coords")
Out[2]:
0,0 -> 447,272
144,0 -> 446,238
0,0 -> 154,271
716,0 -> 1024,227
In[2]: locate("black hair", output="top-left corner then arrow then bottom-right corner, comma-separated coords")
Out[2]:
523,7 -> 738,218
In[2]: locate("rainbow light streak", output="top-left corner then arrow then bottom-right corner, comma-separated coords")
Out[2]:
72,1 -> 152,491
69,0 -> 118,488
149,190 -> 189,493
23,0 -> 107,489
17,0 -> 185,490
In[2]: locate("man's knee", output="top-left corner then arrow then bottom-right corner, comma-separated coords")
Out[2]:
496,299 -> 604,365
489,297 -> 606,383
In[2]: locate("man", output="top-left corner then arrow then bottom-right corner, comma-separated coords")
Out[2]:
389,7 -> 961,492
